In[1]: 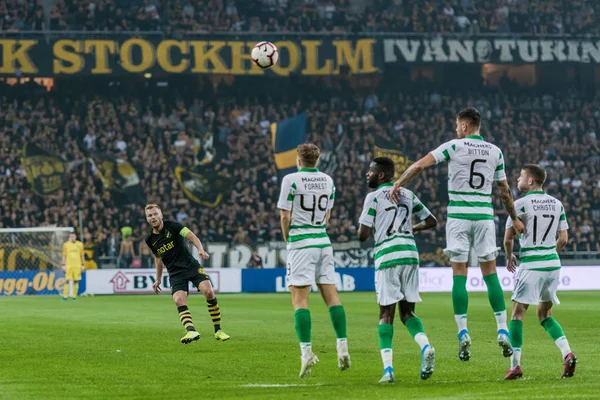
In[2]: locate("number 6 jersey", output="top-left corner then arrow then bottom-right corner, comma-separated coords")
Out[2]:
359,182 -> 432,270
506,191 -> 568,270
431,135 -> 505,221
277,167 -> 335,250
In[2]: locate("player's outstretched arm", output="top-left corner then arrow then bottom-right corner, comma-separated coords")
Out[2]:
413,215 -> 437,233
391,154 -> 436,202
184,231 -> 209,260
496,179 -> 525,235
280,210 -> 291,243
504,227 -> 517,273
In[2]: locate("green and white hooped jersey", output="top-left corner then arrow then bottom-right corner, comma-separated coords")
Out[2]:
277,168 -> 335,250
359,183 -> 432,271
506,191 -> 568,270
431,135 -> 506,221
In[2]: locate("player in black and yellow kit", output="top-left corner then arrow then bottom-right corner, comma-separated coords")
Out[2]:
144,204 -> 230,344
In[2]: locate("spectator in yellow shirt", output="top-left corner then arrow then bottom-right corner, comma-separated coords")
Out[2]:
62,233 -> 85,301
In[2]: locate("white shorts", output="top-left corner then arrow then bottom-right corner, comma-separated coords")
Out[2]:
512,268 -> 560,305
375,265 -> 421,306
444,218 -> 498,263
286,247 -> 337,287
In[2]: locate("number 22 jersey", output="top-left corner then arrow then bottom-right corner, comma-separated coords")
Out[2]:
431,135 -> 505,221
277,167 -> 335,250
359,182 -> 432,270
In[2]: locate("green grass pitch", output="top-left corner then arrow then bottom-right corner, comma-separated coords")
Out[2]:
1,292 -> 599,399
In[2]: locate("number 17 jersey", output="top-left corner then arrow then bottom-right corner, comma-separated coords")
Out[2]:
506,191 -> 568,270
359,182 -> 432,270
277,168 -> 335,250
431,135 -> 506,221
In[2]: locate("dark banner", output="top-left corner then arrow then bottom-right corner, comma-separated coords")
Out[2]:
319,134 -> 346,176
174,131 -> 231,207
374,137 -> 413,181
0,244 -> 60,271
90,154 -> 146,205
0,37 -> 378,76
21,143 -> 66,196
384,37 -> 600,64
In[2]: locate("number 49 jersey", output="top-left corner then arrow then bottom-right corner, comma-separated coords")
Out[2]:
506,191 -> 568,270
431,135 -> 505,221
277,168 -> 335,250
359,183 -> 432,270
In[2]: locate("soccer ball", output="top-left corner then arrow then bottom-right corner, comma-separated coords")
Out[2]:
251,41 -> 279,69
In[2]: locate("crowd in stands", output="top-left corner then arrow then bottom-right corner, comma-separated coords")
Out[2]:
0,75 -> 599,265
1,0 -> 599,35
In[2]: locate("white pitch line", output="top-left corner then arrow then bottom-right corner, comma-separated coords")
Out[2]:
241,384 -> 323,388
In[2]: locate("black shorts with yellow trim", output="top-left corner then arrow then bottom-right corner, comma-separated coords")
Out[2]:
169,267 -> 211,294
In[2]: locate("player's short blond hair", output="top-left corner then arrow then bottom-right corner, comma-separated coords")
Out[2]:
297,143 -> 320,168
145,204 -> 161,211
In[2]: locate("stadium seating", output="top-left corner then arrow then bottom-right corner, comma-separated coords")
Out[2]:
2,0 -> 599,34
1,77 -> 598,263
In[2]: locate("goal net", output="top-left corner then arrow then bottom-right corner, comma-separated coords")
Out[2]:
0,227 -> 74,271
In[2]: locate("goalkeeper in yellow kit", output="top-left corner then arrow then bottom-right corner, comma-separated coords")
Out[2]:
62,232 -> 85,301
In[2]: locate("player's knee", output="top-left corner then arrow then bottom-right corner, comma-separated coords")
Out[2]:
173,298 -> 186,307
379,307 -> 394,324
536,305 -> 552,322
203,288 -> 215,300
400,311 -> 415,325
451,263 -> 468,276
511,302 -> 527,320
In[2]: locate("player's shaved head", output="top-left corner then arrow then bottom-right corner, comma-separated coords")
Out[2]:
297,143 -> 320,168
456,107 -> 481,129
373,157 -> 395,180
522,164 -> 547,186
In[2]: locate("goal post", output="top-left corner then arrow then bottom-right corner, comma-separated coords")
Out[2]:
0,227 -> 74,271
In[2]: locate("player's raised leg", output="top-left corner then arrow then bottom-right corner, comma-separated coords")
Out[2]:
538,302 -> 577,378
172,290 -> 200,344
291,285 -> 319,378
318,283 -> 350,371
198,279 -> 230,341
451,261 -> 471,361
480,259 -> 512,357
400,301 -> 436,380
445,219 -> 472,360
377,304 -> 395,383
505,301 -> 526,380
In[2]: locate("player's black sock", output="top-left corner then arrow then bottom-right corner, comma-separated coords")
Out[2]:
177,305 -> 196,332
207,298 -> 221,333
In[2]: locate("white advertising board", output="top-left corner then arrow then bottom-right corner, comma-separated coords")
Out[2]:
86,268 -> 241,294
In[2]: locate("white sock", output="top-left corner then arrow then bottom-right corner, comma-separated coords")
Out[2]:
336,338 -> 348,354
414,333 -> 430,351
555,336 -> 571,358
511,348 -> 521,369
495,310 -> 508,333
381,348 -> 393,370
300,342 -> 312,358
455,314 -> 468,334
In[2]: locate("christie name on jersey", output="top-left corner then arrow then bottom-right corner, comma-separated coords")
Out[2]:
532,198 -> 557,211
